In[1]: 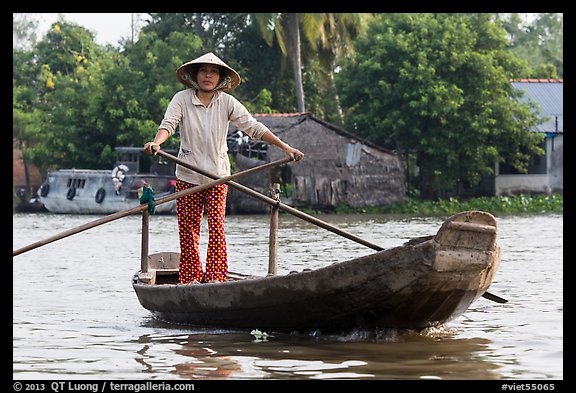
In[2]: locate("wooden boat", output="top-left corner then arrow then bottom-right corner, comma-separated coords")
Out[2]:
132,210 -> 501,332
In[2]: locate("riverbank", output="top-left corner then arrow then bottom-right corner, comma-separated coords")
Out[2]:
14,192 -> 563,216
334,193 -> 563,215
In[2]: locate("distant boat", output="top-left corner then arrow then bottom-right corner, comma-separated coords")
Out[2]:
38,147 -> 177,214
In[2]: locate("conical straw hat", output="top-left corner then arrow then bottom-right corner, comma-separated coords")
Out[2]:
176,52 -> 241,91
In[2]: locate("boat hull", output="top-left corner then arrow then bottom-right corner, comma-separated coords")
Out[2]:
39,169 -> 176,214
132,211 -> 501,332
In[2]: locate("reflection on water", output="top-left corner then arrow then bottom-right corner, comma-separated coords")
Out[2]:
13,212 -> 562,380
134,328 -> 502,380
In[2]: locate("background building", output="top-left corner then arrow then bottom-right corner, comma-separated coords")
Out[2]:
227,113 -> 405,213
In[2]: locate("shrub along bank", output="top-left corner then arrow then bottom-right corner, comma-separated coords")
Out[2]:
334,193 -> 563,215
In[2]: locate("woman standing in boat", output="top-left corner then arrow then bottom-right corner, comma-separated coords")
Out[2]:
144,52 -> 304,284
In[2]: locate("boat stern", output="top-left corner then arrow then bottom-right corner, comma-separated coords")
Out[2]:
427,211 -> 502,320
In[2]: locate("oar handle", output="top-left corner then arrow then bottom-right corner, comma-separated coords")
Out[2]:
153,146 -> 302,163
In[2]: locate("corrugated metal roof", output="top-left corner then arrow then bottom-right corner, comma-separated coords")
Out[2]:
511,80 -> 563,133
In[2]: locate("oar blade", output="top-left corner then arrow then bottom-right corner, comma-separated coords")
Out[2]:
482,291 -> 508,303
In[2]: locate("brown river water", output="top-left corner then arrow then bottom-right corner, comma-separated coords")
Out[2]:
13,211 -> 563,382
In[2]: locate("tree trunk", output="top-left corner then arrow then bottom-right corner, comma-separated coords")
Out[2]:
23,156 -> 31,197
287,13 -> 306,113
327,64 -> 344,124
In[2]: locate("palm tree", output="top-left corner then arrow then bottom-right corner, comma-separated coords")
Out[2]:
254,13 -> 368,117
308,13 -> 370,123
255,13 -> 307,112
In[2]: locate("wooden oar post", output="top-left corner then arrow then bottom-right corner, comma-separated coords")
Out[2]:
141,209 -> 150,273
267,183 -> 281,276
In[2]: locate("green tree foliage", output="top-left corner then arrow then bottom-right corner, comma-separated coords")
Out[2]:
500,13 -> 563,77
142,13 -> 287,114
254,13 -> 307,112
13,49 -> 44,194
13,13 -> 369,174
337,13 -> 544,199
14,12 -> 560,200
307,13 -> 371,125
13,13 -> 39,50
144,13 -> 249,54
253,13 -> 369,117
16,20 -> 116,170
13,19 -> 203,172
101,29 -> 203,151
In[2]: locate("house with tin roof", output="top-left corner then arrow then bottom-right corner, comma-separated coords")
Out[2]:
464,79 -> 563,197
495,79 -> 563,196
227,113 -> 405,213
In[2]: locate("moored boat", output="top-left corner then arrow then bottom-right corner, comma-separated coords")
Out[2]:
37,147 -> 177,214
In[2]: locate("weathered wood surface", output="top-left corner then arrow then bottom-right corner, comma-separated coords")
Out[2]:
267,183 -> 280,276
132,211 -> 501,332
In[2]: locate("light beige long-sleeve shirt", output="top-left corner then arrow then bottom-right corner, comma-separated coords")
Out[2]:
158,88 -> 269,185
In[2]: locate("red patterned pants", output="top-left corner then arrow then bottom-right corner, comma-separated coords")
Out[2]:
175,179 -> 228,283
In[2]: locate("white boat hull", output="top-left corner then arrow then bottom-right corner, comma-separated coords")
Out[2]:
39,169 -> 176,214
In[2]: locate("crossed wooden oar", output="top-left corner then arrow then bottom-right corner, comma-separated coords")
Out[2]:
13,148 -> 506,304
